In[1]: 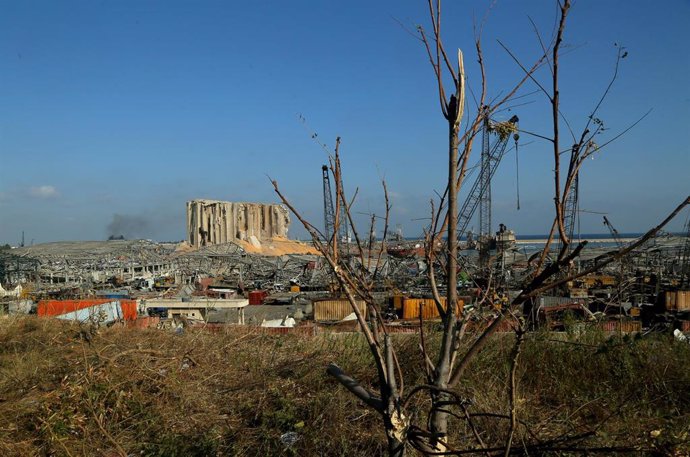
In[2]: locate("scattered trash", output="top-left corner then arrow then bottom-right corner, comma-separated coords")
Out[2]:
280,431 -> 300,447
673,329 -> 688,343
261,316 -> 296,328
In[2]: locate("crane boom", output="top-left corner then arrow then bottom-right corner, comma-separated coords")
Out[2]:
557,174 -> 579,254
322,165 -> 349,244
603,216 -> 623,249
322,165 -> 335,240
680,219 -> 690,288
457,115 -> 518,239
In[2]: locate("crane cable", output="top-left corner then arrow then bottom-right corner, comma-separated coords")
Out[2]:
514,133 -> 521,210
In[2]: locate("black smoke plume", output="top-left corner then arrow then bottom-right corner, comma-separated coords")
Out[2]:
106,214 -> 151,240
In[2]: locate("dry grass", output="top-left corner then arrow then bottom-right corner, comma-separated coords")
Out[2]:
0,317 -> 688,456
451,328 -> 690,455
0,317 -> 386,457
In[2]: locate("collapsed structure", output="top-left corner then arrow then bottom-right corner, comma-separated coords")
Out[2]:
1,189 -> 688,334
186,199 -> 290,248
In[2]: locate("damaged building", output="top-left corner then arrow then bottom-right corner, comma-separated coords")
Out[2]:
186,200 -> 290,248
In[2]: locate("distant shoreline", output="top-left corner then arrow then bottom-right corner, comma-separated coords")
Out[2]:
514,237 -> 638,245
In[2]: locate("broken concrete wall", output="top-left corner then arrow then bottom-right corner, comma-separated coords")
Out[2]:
186,200 -> 290,248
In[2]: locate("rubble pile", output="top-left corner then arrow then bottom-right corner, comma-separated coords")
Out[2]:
0,229 -> 687,334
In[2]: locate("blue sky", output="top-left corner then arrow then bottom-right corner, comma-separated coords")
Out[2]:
1,0 -> 688,244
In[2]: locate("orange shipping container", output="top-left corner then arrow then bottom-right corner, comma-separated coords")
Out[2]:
678,292 -> 685,310
599,320 -> 641,333
392,294 -> 404,311
314,299 -> 367,322
402,298 -> 463,320
666,291 -> 676,311
620,321 -> 642,332
38,299 -> 137,321
665,291 -> 690,312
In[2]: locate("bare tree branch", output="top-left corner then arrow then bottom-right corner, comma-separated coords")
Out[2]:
327,363 -> 384,412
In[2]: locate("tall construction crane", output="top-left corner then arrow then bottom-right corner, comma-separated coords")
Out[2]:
603,216 -> 623,249
557,174 -> 579,255
456,113 -> 519,269
322,165 -> 335,240
680,218 -> 690,289
321,165 -> 348,244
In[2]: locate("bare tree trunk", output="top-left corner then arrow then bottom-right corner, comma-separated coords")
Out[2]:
386,436 -> 405,457
429,104 -> 461,447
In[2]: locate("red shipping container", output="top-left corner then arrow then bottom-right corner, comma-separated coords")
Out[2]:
248,290 -> 268,305
38,299 -> 137,321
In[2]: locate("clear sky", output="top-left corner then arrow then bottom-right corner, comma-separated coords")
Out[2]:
1,0 -> 688,244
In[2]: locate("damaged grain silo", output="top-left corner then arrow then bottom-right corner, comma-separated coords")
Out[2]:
185,199 -> 290,248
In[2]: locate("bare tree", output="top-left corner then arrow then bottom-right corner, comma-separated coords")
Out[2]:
272,1 -> 689,455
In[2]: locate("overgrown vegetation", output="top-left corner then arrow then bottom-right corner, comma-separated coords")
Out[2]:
0,317 -> 688,456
